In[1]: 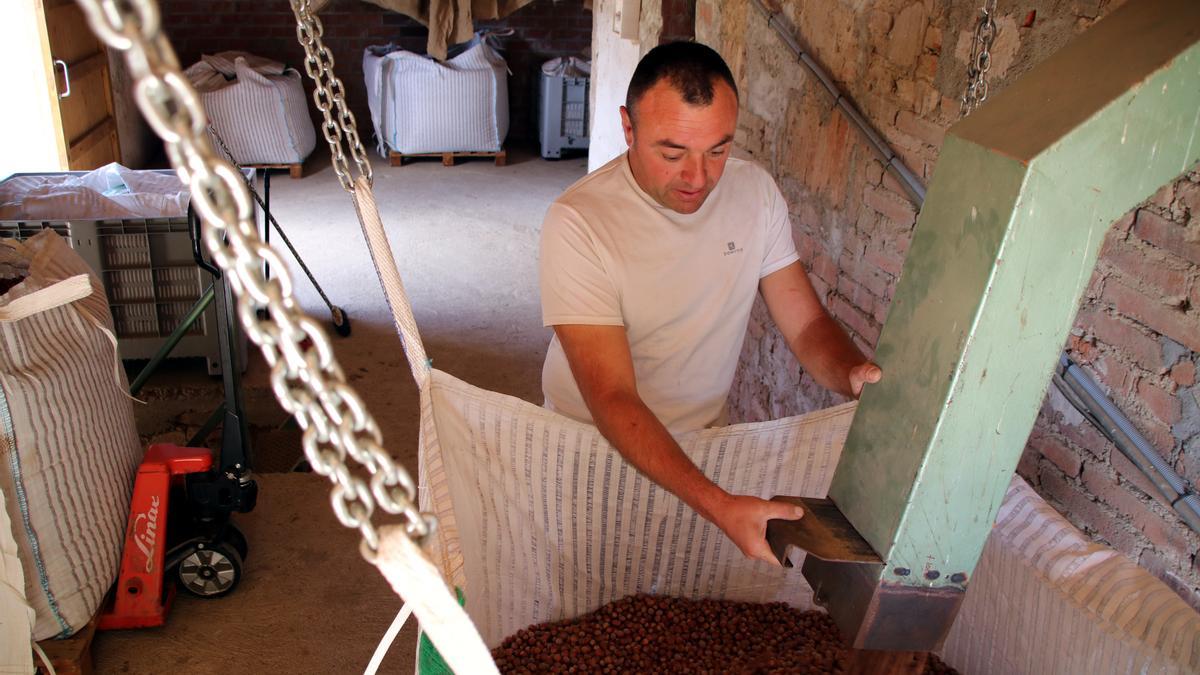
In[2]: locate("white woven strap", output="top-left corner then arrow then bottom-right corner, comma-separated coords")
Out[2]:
0,274 -> 92,322
372,526 -> 499,675
349,175 -> 493,669
351,176 -> 432,391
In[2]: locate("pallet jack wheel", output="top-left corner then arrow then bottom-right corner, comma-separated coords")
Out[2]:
223,524 -> 249,561
331,305 -> 351,337
176,543 -> 243,599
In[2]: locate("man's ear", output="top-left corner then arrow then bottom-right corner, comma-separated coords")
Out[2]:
620,106 -> 634,147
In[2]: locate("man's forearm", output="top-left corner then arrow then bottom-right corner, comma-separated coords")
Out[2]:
790,314 -> 869,397
587,391 -> 730,522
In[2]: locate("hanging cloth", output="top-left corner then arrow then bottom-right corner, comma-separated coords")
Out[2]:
311,0 -> 537,60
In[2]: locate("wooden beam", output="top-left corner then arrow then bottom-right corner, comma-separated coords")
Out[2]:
807,0 -> 1200,651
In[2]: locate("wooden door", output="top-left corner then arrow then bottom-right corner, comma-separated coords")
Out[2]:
40,0 -> 121,169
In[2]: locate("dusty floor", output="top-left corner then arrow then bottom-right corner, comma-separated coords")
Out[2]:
92,145 -> 587,673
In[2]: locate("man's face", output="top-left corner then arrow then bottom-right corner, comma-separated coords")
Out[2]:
621,79 -> 738,215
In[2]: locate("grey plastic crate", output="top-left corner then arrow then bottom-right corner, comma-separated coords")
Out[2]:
0,170 -> 245,374
539,74 -> 590,159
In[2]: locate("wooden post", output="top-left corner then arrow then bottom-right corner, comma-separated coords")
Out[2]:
805,0 -> 1200,652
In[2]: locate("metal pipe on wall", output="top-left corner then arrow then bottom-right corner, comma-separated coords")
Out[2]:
1055,355 -> 1200,535
749,0 -> 928,205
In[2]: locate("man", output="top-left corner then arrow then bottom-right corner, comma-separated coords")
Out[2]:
539,42 -> 881,565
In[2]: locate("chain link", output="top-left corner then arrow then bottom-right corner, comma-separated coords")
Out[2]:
290,0 -> 373,192
960,0 -> 999,118
75,0 -> 433,556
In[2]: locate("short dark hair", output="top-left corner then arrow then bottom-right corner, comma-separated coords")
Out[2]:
625,41 -> 738,124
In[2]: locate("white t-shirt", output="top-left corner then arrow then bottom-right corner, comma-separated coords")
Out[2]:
540,153 -> 799,433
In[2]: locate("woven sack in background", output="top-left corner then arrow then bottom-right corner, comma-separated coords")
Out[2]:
0,231 -> 142,640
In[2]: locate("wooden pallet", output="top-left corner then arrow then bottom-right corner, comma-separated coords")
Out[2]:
35,614 -> 97,675
245,162 -> 304,179
389,149 -> 507,167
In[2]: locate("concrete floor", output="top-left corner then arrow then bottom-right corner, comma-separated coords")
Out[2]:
91,146 -> 587,673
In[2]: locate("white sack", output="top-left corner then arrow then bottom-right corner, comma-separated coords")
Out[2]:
0,231 -> 141,640
419,368 -> 855,647
364,35 -> 509,156
0,164 -> 188,220
186,51 -> 317,166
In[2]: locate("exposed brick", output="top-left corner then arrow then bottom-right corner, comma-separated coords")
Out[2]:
782,95 -> 853,208
1177,444 -> 1200,491
836,276 -> 877,318
1149,183 -> 1176,210
1133,209 -> 1200,266
1029,429 -> 1083,477
1178,181 -> 1200,219
916,53 -> 939,82
856,259 -> 894,300
1103,280 -> 1200,353
1067,333 -> 1097,364
1083,466 -> 1190,555
1171,360 -> 1197,387
829,294 -> 881,345
872,296 -> 891,326
811,248 -> 839,287
1111,210 -> 1136,236
894,79 -> 918,109
1015,444 -> 1040,483
865,247 -> 905,277
1130,415 -> 1178,459
866,9 -> 893,45
885,4 -> 927,68
863,183 -> 917,227
914,81 -> 941,117
1102,236 -> 1191,300
1111,448 -> 1168,501
1137,378 -> 1183,426
794,230 -> 816,264
864,159 -> 885,187
810,275 -> 832,302
923,25 -> 942,54
1058,417 -> 1112,457
849,334 -> 873,361
1140,507 -> 1193,557
1042,468 -> 1139,553
895,110 -> 945,148
881,171 -> 917,205
1083,310 -> 1163,372
1094,353 -> 1139,399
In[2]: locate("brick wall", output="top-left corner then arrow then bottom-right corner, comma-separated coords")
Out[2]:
700,0 -> 1200,609
158,0 -> 593,145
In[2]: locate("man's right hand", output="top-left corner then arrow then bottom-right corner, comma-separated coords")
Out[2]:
707,494 -> 805,565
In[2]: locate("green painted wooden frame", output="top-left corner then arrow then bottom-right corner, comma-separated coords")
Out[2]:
806,0 -> 1200,650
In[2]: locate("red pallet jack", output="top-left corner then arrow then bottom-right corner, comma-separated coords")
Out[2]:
100,208 -> 258,629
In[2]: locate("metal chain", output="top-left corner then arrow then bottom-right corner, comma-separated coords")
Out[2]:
960,0 -> 999,118
289,0 -> 373,192
208,124 -> 339,312
75,0 -> 433,557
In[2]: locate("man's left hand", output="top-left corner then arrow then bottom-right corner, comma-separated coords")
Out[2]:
849,362 -> 882,398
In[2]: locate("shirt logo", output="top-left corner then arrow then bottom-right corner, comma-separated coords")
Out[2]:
724,240 -> 743,257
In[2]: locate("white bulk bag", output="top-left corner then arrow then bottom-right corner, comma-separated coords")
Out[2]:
0,231 -> 142,641
186,51 -> 317,165
418,369 -> 855,647
415,371 -> 1200,672
364,34 -> 510,155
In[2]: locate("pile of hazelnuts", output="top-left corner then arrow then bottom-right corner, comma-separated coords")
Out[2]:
491,594 -> 958,673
